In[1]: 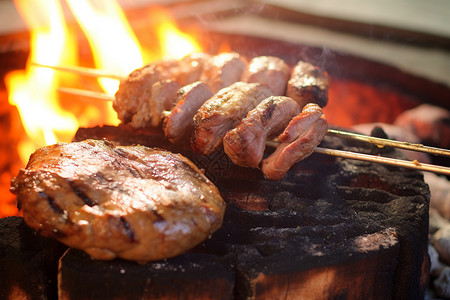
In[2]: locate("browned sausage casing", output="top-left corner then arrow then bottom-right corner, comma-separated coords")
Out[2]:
163,81 -> 214,144
191,82 -> 272,155
223,96 -> 300,167
261,103 -> 328,180
286,61 -> 328,109
242,56 -> 290,96
200,52 -> 247,93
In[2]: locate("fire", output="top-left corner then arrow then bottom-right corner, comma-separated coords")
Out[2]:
6,0 -> 79,163
154,9 -> 201,59
65,0 -> 144,96
2,0 -> 202,216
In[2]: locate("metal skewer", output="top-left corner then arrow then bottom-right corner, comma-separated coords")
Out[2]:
57,86 -> 450,157
327,129 -> 450,157
57,87 -> 450,176
31,62 -> 126,81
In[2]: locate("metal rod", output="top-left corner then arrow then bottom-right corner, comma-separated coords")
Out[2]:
327,128 -> 450,157
31,62 -> 126,81
313,147 -> 450,176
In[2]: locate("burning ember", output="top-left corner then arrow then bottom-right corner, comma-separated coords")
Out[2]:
1,0 -> 201,217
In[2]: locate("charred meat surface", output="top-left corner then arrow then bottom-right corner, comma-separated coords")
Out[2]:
262,103 -> 328,180
200,52 -> 247,93
242,56 -> 290,96
163,81 -> 214,145
191,82 -> 273,155
10,139 -> 226,263
286,61 -> 328,109
223,96 -> 301,168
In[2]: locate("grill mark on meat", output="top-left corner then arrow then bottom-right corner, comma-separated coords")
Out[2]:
151,210 -> 166,223
11,139 -> 226,263
120,216 -> 136,243
67,179 -> 97,207
113,147 -> 130,159
260,98 -> 277,125
223,96 -> 300,168
40,192 -> 64,214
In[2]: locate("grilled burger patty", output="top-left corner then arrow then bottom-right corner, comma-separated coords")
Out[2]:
10,139 -> 226,263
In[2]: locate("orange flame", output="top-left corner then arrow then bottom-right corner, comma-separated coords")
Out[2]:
154,9 -> 201,59
65,0 -> 144,96
6,0 -> 79,163
3,0 -> 205,216
6,0 -> 202,167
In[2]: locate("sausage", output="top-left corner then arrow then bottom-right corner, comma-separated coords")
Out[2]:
200,52 -> 247,93
163,81 -> 214,144
242,56 -> 290,96
286,61 -> 328,109
191,82 -> 272,155
261,103 -> 328,180
223,96 -> 300,167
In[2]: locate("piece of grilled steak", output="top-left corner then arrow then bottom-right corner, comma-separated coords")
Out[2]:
223,96 -> 301,168
242,56 -> 290,96
261,103 -> 328,180
286,61 -> 329,109
10,139 -> 226,263
191,82 -> 273,155
200,52 -> 247,93
164,81 -> 214,145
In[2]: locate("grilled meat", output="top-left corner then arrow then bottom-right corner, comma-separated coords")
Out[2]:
114,53 -> 210,125
10,139 -> 225,263
261,103 -> 328,180
286,61 -> 328,109
148,80 -> 181,128
223,96 -> 301,167
191,82 -> 273,155
114,60 -> 179,123
177,52 -> 211,86
130,80 -> 181,128
164,81 -> 214,144
242,56 -> 290,96
200,52 -> 247,93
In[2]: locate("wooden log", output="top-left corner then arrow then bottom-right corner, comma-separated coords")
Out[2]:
71,125 -> 430,299
58,250 -> 235,300
0,216 -> 67,299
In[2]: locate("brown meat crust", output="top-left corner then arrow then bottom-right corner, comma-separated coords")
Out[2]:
200,52 -> 247,93
10,139 -> 225,263
114,60 -> 179,123
261,103 -> 328,180
223,96 -> 300,168
286,61 -> 329,109
242,56 -> 290,96
163,81 -> 214,145
191,82 -> 272,155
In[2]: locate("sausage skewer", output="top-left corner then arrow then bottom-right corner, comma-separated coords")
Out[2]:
56,86 -> 450,159
55,86 -> 450,176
